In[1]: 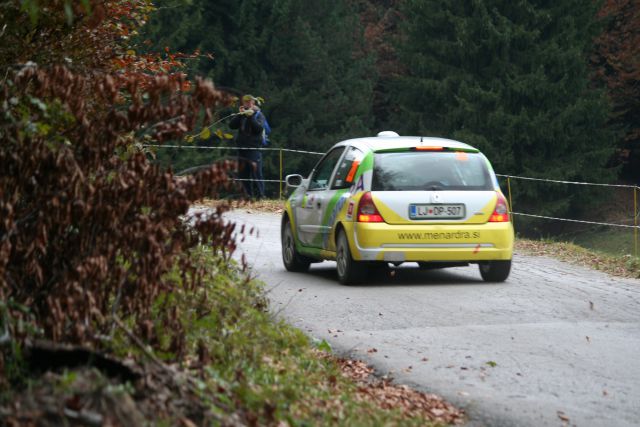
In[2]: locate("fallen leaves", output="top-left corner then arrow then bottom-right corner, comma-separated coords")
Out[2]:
353,375 -> 465,425
313,353 -> 465,424
196,198 -> 285,213
516,239 -> 640,279
338,358 -> 375,382
557,410 -> 570,423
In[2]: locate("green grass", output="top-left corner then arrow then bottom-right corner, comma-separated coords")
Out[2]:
115,247 -> 452,426
523,224 -> 640,277
2,245 -> 459,425
565,227 -> 638,258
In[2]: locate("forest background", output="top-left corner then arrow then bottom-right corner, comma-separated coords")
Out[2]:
144,0 -> 639,235
0,1 -> 638,424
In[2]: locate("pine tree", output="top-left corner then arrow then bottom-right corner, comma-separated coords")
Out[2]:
142,0 -> 376,188
393,0 -> 617,218
347,0 -> 403,129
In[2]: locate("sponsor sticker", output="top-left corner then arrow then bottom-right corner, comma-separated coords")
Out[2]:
346,201 -> 355,219
397,231 -> 481,240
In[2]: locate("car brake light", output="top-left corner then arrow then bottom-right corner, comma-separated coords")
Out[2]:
357,192 -> 384,223
489,192 -> 510,222
415,146 -> 444,151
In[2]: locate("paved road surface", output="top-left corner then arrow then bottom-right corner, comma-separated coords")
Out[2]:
219,209 -> 640,427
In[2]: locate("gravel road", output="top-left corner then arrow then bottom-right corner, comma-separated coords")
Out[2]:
221,209 -> 640,427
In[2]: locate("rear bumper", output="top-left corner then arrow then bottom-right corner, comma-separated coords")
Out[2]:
348,222 -> 514,262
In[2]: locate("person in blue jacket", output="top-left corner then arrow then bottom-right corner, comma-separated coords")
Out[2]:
229,94 -> 266,199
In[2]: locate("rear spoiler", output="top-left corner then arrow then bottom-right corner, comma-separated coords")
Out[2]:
373,146 -> 480,154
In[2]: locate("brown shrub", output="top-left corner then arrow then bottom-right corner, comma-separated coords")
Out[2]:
0,65 -> 237,351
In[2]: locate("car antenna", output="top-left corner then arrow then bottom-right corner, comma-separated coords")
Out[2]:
420,136 -> 423,142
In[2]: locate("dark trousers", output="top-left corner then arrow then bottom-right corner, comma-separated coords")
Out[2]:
238,150 -> 265,198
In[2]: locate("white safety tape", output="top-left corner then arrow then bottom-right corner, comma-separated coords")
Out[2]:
146,144 -> 640,230
512,212 -> 639,229
231,178 -> 284,183
497,174 -> 639,190
142,144 -> 324,156
146,146 -> 637,189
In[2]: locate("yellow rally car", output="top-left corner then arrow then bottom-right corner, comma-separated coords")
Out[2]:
281,132 -> 514,285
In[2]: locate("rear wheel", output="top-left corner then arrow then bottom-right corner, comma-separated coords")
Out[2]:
281,219 -> 311,272
479,260 -> 511,282
336,230 -> 366,285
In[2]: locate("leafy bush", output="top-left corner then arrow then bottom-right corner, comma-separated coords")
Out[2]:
0,64 -> 237,353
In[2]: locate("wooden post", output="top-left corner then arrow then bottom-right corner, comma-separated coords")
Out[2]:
279,148 -> 284,200
507,176 -> 514,226
635,186 -> 638,258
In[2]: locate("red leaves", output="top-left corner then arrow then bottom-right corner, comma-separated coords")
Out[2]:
592,0 -> 640,162
1,63 -> 234,352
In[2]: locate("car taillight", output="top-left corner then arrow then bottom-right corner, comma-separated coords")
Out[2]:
489,192 -> 510,222
357,192 -> 384,223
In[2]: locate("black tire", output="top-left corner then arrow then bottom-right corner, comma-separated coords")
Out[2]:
479,260 -> 512,282
281,219 -> 311,272
336,230 -> 366,285
368,262 -> 391,278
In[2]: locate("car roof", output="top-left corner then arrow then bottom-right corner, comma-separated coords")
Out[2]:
337,134 -> 478,153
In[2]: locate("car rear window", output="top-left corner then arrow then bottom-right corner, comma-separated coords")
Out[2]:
372,151 -> 494,191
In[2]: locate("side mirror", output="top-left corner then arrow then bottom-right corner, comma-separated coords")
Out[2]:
285,174 -> 303,188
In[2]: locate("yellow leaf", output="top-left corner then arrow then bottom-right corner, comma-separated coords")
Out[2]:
200,128 -> 211,140
215,128 -> 224,138
126,49 -> 136,56
223,133 -> 234,140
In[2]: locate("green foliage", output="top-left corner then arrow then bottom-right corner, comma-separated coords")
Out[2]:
392,0 -> 618,223
0,299 -> 41,391
0,341 -> 27,394
117,247 -> 440,426
563,227 -> 637,258
141,0 -> 376,189
315,338 -> 333,353
17,0 -> 92,25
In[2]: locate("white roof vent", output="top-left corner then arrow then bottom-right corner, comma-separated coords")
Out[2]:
377,131 -> 399,137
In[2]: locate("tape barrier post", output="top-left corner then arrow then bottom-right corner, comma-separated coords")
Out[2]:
507,176 -> 514,227
279,148 -> 283,200
635,186 -> 638,259
144,146 -> 637,246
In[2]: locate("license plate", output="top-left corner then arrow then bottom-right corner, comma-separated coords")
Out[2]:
409,204 -> 465,219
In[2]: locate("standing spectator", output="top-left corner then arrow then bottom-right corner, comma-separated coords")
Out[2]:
229,94 -> 266,199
